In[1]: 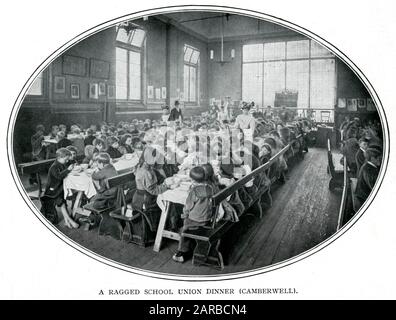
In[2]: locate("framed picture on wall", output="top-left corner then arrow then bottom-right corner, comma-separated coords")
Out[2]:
358,98 -> 366,109
54,76 -> 66,94
89,83 -> 99,99
62,55 -> 87,77
107,85 -> 115,99
98,82 -> 106,96
70,84 -> 80,99
337,98 -> 346,108
147,85 -> 154,99
367,98 -> 376,111
347,98 -> 357,111
90,58 -> 110,79
155,88 -> 161,100
161,87 -> 167,99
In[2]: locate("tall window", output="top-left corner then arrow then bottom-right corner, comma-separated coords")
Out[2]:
27,72 -> 44,96
116,25 -> 145,101
183,45 -> 200,103
242,40 -> 335,110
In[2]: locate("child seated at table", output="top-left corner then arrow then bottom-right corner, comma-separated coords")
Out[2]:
66,146 -> 79,165
354,145 -> 382,210
172,166 -> 215,263
82,145 -> 96,166
93,138 -> 106,154
106,136 -> 122,159
132,146 -> 171,213
50,125 -> 59,139
90,152 -> 118,210
356,137 -> 369,174
57,131 -> 72,149
59,124 -> 67,135
84,128 -> 95,146
119,134 -> 134,154
43,148 -> 78,228
71,128 -> 85,155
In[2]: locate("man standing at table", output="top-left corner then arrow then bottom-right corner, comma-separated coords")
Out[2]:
169,100 -> 183,122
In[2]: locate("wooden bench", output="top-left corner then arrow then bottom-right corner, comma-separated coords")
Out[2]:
18,155 -> 86,201
82,171 -> 135,236
18,159 -> 57,200
337,160 -> 356,230
327,138 -> 344,191
181,143 -> 298,270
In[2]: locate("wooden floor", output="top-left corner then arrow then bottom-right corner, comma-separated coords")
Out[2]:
32,147 -> 341,276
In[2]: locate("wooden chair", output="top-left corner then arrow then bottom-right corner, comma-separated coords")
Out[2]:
83,171 -> 135,237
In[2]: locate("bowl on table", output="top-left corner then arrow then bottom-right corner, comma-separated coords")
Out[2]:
124,153 -> 133,160
80,164 -> 89,170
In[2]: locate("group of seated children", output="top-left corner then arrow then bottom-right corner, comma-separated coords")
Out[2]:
30,103 -> 310,262
340,116 -> 383,210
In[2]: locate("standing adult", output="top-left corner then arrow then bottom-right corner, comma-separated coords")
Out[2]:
169,100 -> 183,122
235,102 -> 256,132
217,102 -> 230,123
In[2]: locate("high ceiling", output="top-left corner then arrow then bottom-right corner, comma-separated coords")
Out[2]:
157,12 -> 295,41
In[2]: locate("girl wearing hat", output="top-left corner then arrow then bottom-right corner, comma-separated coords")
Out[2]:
132,146 -> 173,213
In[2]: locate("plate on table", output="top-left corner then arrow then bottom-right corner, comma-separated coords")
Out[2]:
175,174 -> 190,181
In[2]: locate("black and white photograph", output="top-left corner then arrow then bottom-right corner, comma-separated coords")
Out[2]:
1,0 -> 395,300
70,83 -> 80,99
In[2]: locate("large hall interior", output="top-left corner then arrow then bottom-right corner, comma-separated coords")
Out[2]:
13,11 -> 384,275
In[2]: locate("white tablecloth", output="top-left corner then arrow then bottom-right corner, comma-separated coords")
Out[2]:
156,187 -> 190,211
63,172 -> 97,199
113,156 -> 139,172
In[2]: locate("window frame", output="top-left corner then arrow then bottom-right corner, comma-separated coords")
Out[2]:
183,44 -> 200,105
24,69 -> 49,103
115,27 -> 145,105
241,38 -> 336,110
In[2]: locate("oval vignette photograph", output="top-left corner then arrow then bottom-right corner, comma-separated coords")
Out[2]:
9,6 -> 387,278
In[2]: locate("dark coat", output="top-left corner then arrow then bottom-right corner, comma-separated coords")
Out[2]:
355,148 -> 366,175
57,138 -> 72,149
107,146 -> 122,159
355,162 -> 379,204
84,135 -> 95,146
44,160 -> 71,199
168,107 -> 183,121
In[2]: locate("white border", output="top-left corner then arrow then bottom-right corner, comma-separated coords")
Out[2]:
6,5 -> 390,282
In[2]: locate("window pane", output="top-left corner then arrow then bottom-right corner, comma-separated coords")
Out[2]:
189,66 -> 196,102
242,62 -> 263,105
129,51 -> 141,100
190,50 -> 200,64
310,59 -> 336,109
311,40 -> 333,58
243,44 -> 264,62
27,72 -> 43,96
264,42 -> 285,60
286,60 -> 309,108
116,48 -> 128,99
287,40 -> 309,59
131,29 -> 145,47
116,27 -> 129,43
263,61 -> 285,107
184,47 -> 193,62
183,65 -> 189,101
